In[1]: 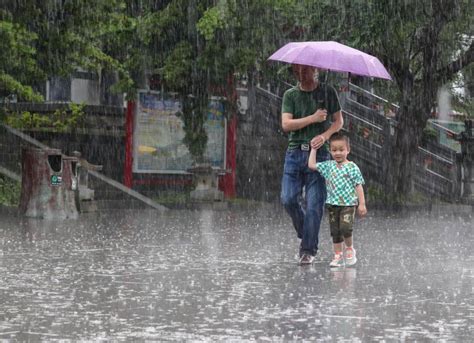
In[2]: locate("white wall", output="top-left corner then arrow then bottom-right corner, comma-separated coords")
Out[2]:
71,78 -> 100,105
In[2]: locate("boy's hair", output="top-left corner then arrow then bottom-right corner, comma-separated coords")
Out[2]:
329,132 -> 350,148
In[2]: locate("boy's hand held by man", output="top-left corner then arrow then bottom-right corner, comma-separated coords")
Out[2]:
310,134 -> 325,149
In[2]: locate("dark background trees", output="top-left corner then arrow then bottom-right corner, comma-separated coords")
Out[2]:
1,0 -> 473,201
331,0 -> 474,198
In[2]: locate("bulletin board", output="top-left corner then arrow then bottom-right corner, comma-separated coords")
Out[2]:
133,90 -> 226,173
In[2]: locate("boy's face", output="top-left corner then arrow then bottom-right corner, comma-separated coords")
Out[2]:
329,139 -> 350,163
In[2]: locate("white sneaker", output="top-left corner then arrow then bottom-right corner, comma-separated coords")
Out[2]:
345,247 -> 357,266
329,253 -> 344,268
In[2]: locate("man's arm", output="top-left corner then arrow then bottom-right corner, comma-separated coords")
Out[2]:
281,108 -> 328,133
310,110 -> 344,149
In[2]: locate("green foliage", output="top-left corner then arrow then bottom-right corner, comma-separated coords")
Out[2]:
5,111 -> 50,129
154,190 -> 191,206
0,20 -> 43,101
162,42 -> 193,90
1,0 -> 472,197
0,73 -> 42,102
183,129 -> 208,161
318,0 -> 474,196
0,175 -> 20,207
180,96 -> 209,161
422,125 -> 438,144
366,184 -> 433,206
0,1 -> 132,99
4,103 -> 85,132
197,6 -> 225,41
51,103 -> 86,132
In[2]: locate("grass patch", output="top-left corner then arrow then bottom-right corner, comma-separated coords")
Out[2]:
366,184 -> 439,206
153,191 -> 190,205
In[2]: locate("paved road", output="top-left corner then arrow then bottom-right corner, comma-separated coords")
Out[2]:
0,206 -> 472,341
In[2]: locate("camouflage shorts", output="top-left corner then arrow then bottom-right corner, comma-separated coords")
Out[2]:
327,205 -> 356,241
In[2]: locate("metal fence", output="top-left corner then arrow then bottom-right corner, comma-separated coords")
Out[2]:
342,83 -> 464,201
253,81 -> 471,203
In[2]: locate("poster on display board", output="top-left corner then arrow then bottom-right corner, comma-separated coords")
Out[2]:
133,90 -> 226,173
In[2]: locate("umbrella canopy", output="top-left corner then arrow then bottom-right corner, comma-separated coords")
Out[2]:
268,41 -> 391,80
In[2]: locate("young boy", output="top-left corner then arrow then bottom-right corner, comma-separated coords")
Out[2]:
308,132 -> 367,267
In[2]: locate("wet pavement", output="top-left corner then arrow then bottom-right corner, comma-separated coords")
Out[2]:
0,205 -> 472,341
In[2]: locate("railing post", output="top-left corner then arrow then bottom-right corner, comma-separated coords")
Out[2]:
380,117 -> 394,184
456,119 -> 473,203
124,100 -> 134,188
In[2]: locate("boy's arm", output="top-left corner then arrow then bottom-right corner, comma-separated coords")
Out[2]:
308,148 -> 318,171
355,184 -> 367,216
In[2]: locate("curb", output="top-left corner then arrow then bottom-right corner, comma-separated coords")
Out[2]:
0,205 -> 18,216
368,202 -> 473,215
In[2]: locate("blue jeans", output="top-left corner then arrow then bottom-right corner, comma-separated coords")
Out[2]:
281,148 -> 328,256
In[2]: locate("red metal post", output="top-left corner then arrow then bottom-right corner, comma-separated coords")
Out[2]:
124,100 -> 135,188
219,74 -> 238,198
220,114 -> 237,198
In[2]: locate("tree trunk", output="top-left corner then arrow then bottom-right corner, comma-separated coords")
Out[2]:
384,75 -> 432,202
386,104 -> 423,199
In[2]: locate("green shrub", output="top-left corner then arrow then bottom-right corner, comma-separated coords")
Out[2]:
153,191 -> 190,205
0,175 -> 20,206
3,103 -> 85,132
367,184 -> 435,206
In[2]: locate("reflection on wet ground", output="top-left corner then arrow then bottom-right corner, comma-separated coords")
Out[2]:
0,206 -> 472,341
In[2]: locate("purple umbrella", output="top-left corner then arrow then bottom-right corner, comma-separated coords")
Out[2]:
268,41 -> 392,80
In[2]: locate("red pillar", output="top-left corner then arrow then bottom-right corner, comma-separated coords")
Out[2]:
220,114 -> 237,197
124,100 -> 134,188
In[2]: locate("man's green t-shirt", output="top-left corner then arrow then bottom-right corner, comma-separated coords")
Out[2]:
281,83 -> 341,149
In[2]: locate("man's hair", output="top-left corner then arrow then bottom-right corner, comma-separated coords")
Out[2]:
329,132 -> 350,148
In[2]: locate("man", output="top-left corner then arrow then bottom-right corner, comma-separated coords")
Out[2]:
280,64 -> 343,265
